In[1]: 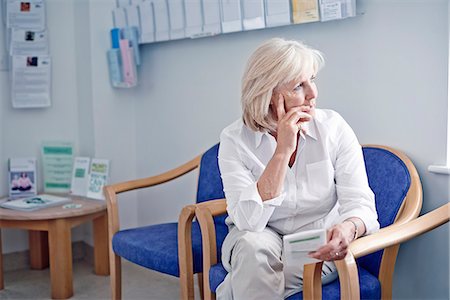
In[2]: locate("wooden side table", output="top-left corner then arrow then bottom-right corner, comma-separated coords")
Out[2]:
0,196 -> 110,299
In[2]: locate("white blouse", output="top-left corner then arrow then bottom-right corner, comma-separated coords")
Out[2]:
218,109 -> 379,235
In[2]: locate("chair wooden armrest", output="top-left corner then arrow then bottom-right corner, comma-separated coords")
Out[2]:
103,155 -> 201,300
303,202 -> 450,300
104,155 -> 201,236
195,199 -> 227,300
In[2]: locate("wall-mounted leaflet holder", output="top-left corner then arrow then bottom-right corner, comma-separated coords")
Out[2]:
107,26 -> 140,88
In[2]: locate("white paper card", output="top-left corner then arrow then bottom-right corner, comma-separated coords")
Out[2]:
168,0 -> 185,40
9,157 -> 37,199
202,0 -> 221,36
242,0 -> 265,30
184,0 -> 202,37
138,1 -> 155,43
265,0 -> 290,27
87,159 -> 110,200
10,28 -> 48,55
283,229 -> 327,264
112,7 -> 127,28
152,0 -> 169,41
70,157 -> 90,197
125,5 -> 140,36
320,1 -> 342,21
6,0 -> 45,30
220,0 -> 242,33
11,55 -> 51,108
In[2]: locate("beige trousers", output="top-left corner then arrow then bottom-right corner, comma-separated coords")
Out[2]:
216,225 -> 337,300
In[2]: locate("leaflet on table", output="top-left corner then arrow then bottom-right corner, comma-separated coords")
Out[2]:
70,157 -> 90,196
6,0 -> 46,30
0,194 -> 71,211
8,157 -> 37,199
41,141 -> 73,194
283,228 -> 327,265
86,159 -> 110,200
11,55 -> 51,108
9,28 -> 49,55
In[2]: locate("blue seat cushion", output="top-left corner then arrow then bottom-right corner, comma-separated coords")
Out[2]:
113,221 -> 229,277
210,263 -> 380,300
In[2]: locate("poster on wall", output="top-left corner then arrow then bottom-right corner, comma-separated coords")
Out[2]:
11,54 -> 51,108
6,0 -> 46,30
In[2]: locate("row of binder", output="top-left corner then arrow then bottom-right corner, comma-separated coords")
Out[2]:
112,0 -> 356,44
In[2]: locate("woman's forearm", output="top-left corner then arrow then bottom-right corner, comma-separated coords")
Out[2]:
257,149 -> 291,201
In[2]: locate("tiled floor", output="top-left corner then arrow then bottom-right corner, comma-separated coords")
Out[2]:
0,259 -> 201,299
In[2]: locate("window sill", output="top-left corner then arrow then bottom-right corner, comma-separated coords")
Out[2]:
428,165 -> 450,175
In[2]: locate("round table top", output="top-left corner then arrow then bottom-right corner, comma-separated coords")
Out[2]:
0,195 -> 106,221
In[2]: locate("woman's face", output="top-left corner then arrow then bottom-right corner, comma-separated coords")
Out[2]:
271,70 -> 318,118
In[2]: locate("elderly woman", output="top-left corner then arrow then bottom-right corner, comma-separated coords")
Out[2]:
217,38 -> 379,299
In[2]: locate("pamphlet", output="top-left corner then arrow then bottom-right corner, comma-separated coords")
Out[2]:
86,159 -> 110,200
8,157 -> 37,199
283,228 -> 327,264
41,141 -> 73,194
0,194 -> 71,211
70,157 -> 90,196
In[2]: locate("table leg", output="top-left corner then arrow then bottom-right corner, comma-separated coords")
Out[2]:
29,231 -> 49,269
48,219 -> 73,299
93,212 -> 109,275
0,229 -> 4,290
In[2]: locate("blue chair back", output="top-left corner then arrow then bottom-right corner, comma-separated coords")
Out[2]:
196,143 -> 227,224
357,146 -> 411,277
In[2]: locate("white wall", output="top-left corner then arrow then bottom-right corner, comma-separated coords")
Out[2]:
0,0 -> 448,298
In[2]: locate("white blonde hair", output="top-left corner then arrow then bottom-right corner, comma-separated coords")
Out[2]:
241,38 -> 324,132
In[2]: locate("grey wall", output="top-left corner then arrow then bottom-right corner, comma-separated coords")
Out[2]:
0,0 -> 448,299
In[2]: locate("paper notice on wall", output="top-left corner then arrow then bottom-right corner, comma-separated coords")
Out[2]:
9,28 -> 48,55
11,55 -> 51,108
319,1 -> 342,22
6,0 -> 46,30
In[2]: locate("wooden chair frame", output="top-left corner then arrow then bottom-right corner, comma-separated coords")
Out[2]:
104,155 -> 202,300
194,145 -> 436,300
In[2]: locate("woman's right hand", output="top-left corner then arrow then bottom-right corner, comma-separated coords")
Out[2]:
273,94 -> 311,156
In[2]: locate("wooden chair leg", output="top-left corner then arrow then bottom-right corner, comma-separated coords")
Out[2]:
198,272 -> 204,300
379,245 -> 400,300
110,252 -> 122,300
0,229 -> 3,290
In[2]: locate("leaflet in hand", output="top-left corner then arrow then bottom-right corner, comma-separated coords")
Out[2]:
283,228 -> 327,264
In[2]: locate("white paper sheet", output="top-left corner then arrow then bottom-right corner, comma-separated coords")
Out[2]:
138,1 -> 155,43
6,0 -> 45,30
70,157 -> 90,197
125,4 -> 141,38
202,0 -> 221,36
9,28 -> 48,55
11,55 -> 51,108
112,7 -> 127,28
265,0 -> 290,27
319,1 -> 342,22
241,0 -> 265,30
152,0 -> 170,41
168,0 -> 185,40
184,0 -> 202,37
220,0 -> 242,33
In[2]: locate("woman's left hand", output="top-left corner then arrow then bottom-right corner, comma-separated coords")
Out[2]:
308,222 -> 355,261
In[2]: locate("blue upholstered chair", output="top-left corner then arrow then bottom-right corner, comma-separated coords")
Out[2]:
195,145 -> 434,300
104,143 -> 228,300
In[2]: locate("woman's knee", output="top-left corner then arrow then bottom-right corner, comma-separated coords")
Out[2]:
233,230 -> 282,258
